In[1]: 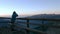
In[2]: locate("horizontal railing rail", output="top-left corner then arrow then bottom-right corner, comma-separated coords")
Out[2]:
17,22 -> 60,28
16,26 -> 47,34
0,17 -> 60,21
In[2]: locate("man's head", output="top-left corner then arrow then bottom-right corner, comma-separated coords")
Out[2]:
12,11 -> 18,17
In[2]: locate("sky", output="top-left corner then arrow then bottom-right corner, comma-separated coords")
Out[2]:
0,0 -> 60,16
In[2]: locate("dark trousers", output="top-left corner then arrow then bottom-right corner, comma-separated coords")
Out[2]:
10,22 -> 15,31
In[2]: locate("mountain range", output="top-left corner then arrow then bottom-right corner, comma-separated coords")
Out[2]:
26,14 -> 60,19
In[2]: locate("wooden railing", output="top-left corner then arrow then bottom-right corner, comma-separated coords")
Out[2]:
0,17 -> 60,34
17,18 -> 60,34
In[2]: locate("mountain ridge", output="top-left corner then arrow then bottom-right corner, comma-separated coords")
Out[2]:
26,14 -> 60,19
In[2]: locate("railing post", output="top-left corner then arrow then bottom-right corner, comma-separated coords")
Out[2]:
26,19 -> 30,34
42,20 -> 45,31
42,20 -> 48,32
27,19 -> 29,28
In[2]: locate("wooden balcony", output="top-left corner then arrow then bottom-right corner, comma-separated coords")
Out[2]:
0,17 -> 60,34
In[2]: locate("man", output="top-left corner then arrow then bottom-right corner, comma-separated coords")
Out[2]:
11,11 -> 18,31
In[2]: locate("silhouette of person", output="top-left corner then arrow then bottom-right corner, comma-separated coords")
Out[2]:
11,11 -> 18,23
11,11 -> 18,31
